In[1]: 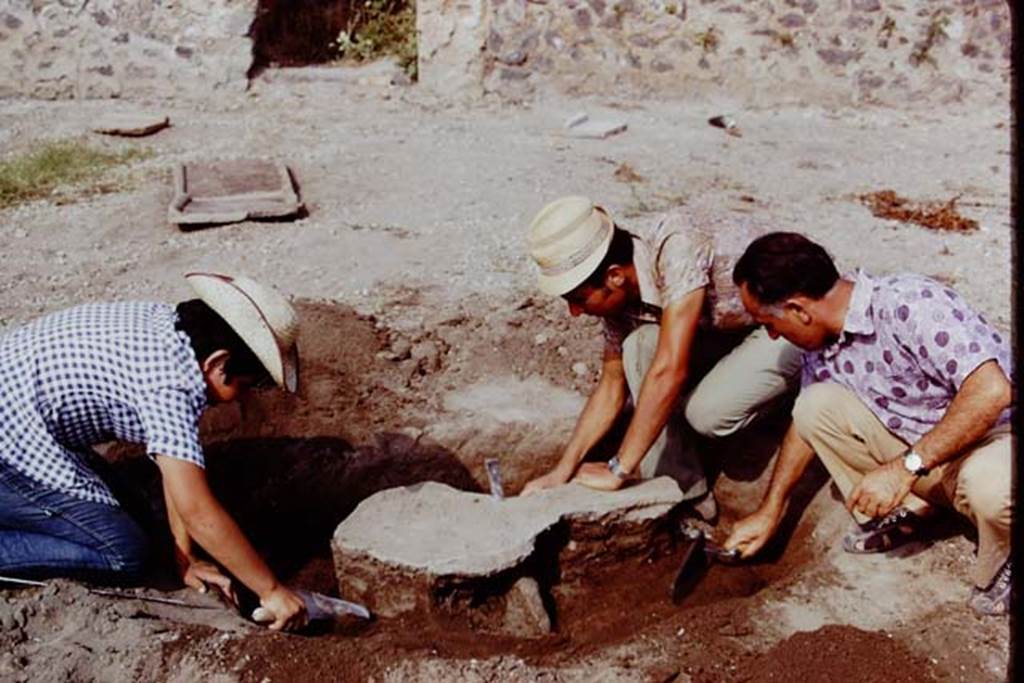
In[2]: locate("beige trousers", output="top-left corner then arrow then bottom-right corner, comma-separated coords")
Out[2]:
792,382 -> 1011,588
622,324 -> 803,500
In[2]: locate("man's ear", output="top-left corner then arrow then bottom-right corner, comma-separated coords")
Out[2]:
784,300 -> 813,325
200,349 -> 231,377
604,265 -> 626,290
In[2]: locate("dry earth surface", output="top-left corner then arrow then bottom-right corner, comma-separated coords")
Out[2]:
0,66 -> 1012,682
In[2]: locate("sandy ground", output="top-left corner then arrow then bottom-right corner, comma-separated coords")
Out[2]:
0,69 -> 1012,682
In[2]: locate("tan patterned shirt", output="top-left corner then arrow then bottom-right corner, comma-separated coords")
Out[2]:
603,205 -> 767,354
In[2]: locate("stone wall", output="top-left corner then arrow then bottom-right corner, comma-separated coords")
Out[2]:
420,0 -> 1011,105
0,0 -> 257,100
1,1 -> 1009,103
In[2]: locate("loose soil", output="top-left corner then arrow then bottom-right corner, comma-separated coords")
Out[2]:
859,190 -> 980,233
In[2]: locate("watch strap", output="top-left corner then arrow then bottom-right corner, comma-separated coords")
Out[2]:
607,456 -> 632,480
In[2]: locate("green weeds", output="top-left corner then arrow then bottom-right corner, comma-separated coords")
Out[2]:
0,140 -> 150,210
333,0 -> 417,78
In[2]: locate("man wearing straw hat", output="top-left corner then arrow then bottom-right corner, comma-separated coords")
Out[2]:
0,273 -> 306,630
522,197 -> 802,521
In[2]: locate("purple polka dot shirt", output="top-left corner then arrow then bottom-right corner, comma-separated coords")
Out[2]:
801,270 -> 1013,443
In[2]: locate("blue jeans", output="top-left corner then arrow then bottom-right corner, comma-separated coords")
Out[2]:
0,459 -> 149,583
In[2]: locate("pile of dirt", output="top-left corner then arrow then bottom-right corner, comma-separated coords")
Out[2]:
733,624 -> 940,682
858,190 -> 979,233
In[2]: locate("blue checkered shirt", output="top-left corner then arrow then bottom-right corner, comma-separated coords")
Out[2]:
0,302 -> 208,506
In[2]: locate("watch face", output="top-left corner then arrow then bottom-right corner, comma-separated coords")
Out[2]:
904,452 -> 923,472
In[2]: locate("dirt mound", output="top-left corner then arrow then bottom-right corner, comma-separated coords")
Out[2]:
734,624 -> 940,682
859,190 -> 979,233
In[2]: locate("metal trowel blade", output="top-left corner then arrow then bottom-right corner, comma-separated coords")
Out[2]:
671,534 -> 709,604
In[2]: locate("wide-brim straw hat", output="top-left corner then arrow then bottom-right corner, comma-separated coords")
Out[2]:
527,195 -> 615,296
185,272 -> 300,393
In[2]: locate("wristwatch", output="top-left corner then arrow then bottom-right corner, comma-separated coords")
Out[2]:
902,450 -> 930,477
607,455 -> 633,480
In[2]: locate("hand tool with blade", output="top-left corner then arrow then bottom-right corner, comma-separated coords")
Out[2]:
670,524 -> 740,604
251,589 -> 372,623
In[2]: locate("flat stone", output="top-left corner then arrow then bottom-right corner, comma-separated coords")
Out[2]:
332,478 -> 682,617
91,112 -> 169,137
336,478 -> 679,576
566,119 -> 628,139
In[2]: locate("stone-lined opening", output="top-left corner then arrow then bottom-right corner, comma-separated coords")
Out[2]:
249,0 -> 354,73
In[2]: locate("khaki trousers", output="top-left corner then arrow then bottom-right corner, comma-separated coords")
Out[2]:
622,324 -> 803,500
792,382 -> 1011,588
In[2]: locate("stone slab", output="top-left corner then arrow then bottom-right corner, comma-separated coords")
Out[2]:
92,112 -> 170,137
565,120 -> 628,139
333,477 -> 682,578
168,159 -> 303,227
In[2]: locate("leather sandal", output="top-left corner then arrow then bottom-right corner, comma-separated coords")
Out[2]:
842,506 -> 923,554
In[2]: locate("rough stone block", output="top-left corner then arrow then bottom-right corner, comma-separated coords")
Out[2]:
332,478 -> 683,626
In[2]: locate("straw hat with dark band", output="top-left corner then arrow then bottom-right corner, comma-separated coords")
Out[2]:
185,272 -> 300,393
527,196 -> 615,296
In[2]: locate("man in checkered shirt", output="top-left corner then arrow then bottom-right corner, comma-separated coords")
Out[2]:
0,273 -> 307,631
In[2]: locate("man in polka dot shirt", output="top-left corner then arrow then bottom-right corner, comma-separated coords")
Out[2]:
723,233 -> 1013,616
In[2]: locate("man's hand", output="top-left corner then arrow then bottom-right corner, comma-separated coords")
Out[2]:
258,585 -> 308,632
521,469 -> 570,496
572,462 -> 625,491
724,505 -> 782,559
847,459 -> 916,519
181,558 -> 237,606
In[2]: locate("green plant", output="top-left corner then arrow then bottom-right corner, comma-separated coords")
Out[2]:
332,0 -> 417,78
0,140 -> 150,210
694,26 -> 720,54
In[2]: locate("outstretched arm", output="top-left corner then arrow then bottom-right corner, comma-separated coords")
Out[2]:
164,485 -> 236,604
156,455 -> 306,631
522,350 -> 627,494
574,289 -> 703,491
725,422 -> 816,558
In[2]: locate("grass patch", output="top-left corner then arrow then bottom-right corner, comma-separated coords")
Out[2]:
0,140 -> 151,210
332,0 -> 417,78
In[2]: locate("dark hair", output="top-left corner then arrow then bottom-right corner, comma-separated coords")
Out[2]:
579,226 -> 635,290
732,232 -> 840,305
175,299 -> 272,385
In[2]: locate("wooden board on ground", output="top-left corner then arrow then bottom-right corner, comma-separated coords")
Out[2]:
168,159 -> 303,228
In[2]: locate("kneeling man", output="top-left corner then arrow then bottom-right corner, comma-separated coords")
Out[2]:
522,196 -> 802,520
0,273 -> 307,630
725,232 -> 1012,616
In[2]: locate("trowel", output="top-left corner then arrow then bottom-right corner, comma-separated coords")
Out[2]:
252,589 -> 372,624
670,524 -> 740,604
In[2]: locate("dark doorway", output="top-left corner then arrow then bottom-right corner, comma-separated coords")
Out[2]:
249,0 -> 353,74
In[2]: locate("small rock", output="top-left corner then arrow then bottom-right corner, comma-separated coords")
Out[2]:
534,333 -> 549,345
389,338 -> 412,361
565,111 -> 589,128
411,340 -> 442,373
92,112 -> 170,137
567,120 -> 628,139
500,577 -> 552,638
571,362 -> 589,377
0,611 -> 16,631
